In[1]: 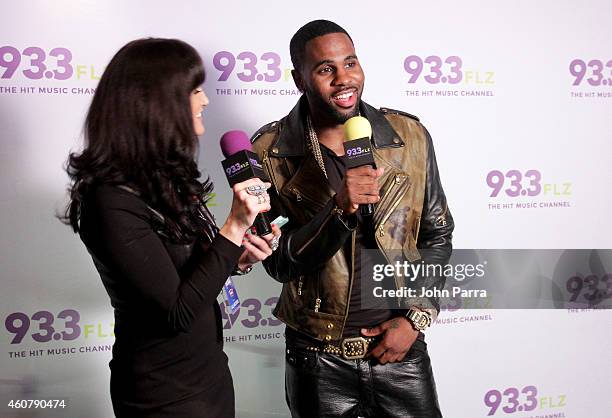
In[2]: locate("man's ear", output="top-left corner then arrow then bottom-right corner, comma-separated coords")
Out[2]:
292,69 -> 305,93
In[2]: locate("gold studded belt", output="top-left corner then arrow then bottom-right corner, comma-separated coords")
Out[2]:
306,336 -> 377,360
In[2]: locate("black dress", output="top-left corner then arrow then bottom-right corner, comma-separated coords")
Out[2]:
79,185 -> 242,417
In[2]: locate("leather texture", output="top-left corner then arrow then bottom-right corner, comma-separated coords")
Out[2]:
251,98 -> 454,343
285,336 -> 442,418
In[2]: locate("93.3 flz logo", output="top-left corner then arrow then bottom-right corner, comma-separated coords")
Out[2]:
485,169 -> 571,198
212,51 -> 289,83
0,46 -> 102,81
403,55 -> 494,85
219,297 -> 281,330
484,385 -> 566,416
485,168 -> 572,210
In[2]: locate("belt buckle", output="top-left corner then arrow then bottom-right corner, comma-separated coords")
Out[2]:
341,337 -> 369,360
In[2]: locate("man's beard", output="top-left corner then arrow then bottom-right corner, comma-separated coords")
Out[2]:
307,90 -> 361,124
329,102 -> 360,124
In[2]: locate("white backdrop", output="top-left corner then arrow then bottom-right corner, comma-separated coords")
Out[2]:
1,1 -> 611,417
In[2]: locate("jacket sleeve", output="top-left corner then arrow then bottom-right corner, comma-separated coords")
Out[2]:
262,195 -> 356,283
414,127 -> 454,314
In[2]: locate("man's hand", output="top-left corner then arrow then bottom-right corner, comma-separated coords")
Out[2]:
335,166 -> 384,215
361,317 -> 419,364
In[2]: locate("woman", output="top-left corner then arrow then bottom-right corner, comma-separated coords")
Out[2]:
62,38 -> 279,417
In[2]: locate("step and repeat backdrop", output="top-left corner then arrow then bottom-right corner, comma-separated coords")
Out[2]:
1,1 -> 610,417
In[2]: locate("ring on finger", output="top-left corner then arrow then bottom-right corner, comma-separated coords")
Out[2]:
271,236 -> 280,251
246,184 -> 265,196
247,184 -> 264,192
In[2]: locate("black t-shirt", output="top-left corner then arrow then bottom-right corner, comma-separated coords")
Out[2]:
286,145 -> 393,346
318,144 -> 393,338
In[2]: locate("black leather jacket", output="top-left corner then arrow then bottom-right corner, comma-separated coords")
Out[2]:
252,98 -> 454,342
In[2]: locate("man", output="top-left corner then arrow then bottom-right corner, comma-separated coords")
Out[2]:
252,20 -> 453,417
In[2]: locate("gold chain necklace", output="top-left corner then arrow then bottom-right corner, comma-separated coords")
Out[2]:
306,115 -> 328,179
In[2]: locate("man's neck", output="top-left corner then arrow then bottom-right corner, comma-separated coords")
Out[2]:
314,124 -> 345,156
309,112 -> 345,156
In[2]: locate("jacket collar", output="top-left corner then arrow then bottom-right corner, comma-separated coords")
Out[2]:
270,96 -> 404,157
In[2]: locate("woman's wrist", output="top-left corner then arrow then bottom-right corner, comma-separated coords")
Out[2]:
235,262 -> 253,275
219,219 -> 248,247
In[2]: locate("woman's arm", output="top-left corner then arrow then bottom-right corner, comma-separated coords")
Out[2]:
86,187 -> 244,333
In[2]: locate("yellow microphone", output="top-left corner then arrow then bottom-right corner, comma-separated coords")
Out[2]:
343,116 -> 375,216
344,116 -> 372,141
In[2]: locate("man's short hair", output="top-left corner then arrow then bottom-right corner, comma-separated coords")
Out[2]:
289,19 -> 353,71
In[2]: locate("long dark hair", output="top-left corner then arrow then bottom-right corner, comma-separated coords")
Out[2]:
62,38 -> 214,242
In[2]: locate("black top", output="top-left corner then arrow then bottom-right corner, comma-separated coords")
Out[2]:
79,185 -> 243,412
318,144 -> 393,337
285,144 -> 392,347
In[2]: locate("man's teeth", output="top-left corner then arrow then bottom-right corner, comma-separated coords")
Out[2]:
334,91 -> 353,100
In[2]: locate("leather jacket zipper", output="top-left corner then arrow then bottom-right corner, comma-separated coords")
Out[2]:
290,187 -> 303,202
262,149 -> 281,195
288,185 -> 330,210
377,174 -> 410,237
436,204 -> 448,227
294,202 -> 338,256
375,173 -> 404,217
414,215 -> 422,241
340,231 -> 357,331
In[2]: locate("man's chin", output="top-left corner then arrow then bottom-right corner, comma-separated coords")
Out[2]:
332,105 -> 360,124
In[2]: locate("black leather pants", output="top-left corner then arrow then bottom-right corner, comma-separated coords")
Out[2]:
285,338 -> 442,418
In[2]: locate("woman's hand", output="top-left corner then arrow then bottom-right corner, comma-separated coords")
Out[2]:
236,224 -> 281,272
219,178 -> 271,246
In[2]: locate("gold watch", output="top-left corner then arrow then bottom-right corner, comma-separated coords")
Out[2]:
406,309 -> 432,331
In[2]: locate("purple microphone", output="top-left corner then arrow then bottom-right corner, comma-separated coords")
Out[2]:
220,130 -> 272,236
220,130 -> 252,158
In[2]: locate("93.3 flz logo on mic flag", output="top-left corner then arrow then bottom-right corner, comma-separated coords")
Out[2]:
221,150 -> 267,187
343,138 -> 374,169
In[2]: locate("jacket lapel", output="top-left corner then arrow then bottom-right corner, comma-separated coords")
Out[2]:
270,98 -> 409,211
